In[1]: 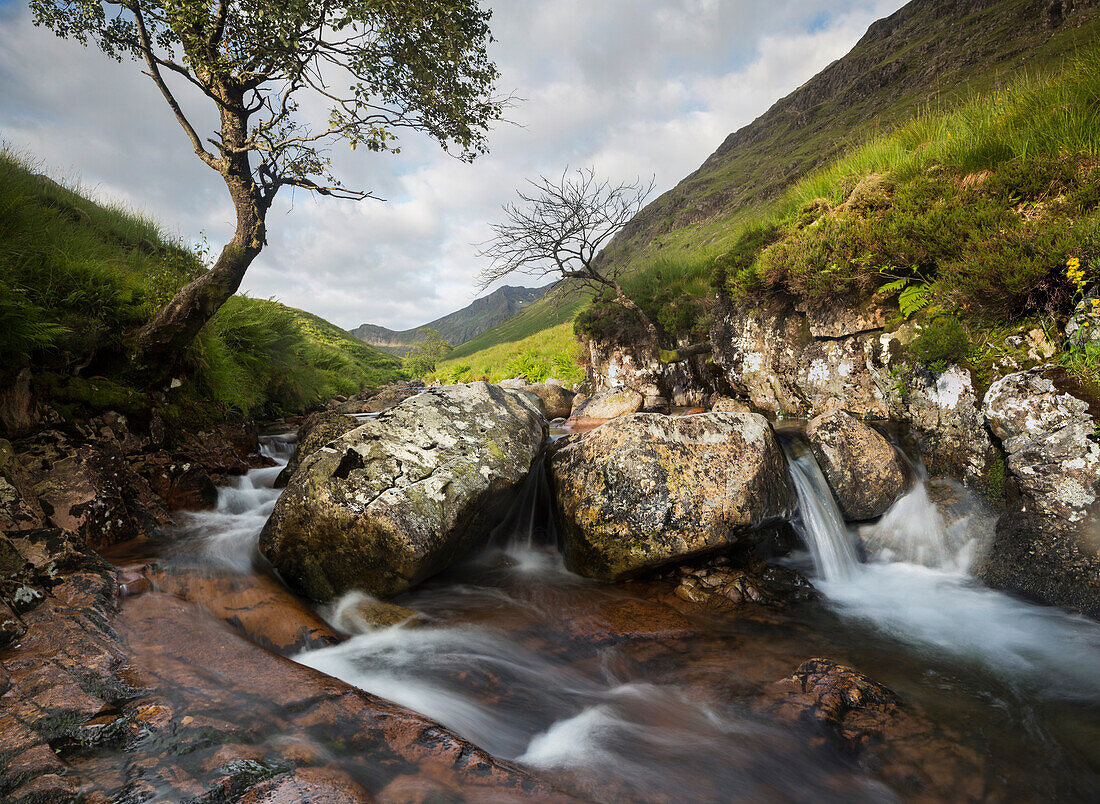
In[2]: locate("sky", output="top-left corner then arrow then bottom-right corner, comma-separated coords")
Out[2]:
0,0 -> 906,331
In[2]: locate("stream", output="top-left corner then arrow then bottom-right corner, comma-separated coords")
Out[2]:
140,429 -> 1100,801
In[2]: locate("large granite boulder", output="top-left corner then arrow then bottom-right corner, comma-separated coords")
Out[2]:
805,410 -> 909,520
980,369 -> 1100,616
548,413 -> 794,580
274,411 -> 359,488
260,383 -> 547,600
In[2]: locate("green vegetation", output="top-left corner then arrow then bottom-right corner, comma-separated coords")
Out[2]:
431,323 -> 584,385
446,286 -> 591,360
403,329 -> 452,378
0,148 -> 402,421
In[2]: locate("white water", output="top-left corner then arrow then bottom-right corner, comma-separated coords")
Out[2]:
784,441 -> 1100,700
784,441 -> 860,582
171,434 -> 292,572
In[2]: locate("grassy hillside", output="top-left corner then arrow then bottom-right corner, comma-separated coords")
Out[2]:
444,285 -> 592,360
432,322 -> 585,385
0,148 -> 402,422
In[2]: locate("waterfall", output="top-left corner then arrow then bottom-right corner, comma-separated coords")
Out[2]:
782,439 -> 860,582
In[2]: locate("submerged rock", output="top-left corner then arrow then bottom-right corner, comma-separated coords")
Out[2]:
980,369 -> 1100,616
805,410 -> 909,520
274,411 -> 358,488
548,413 -> 794,580
260,382 -> 547,600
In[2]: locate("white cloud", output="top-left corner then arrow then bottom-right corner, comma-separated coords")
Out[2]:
0,1 -> 905,331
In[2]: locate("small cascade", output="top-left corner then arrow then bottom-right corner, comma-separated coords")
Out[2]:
172,432 -> 293,572
488,456 -> 558,552
858,474 -> 950,568
783,439 -> 860,582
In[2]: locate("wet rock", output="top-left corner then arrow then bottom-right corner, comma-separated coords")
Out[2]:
568,387 -> 644,422
549,413 -> 794,580
766,658 -> 987,801
174,421 -> 266,481
806,410 -> 909,521
0,440 -> 44,533
146,566 -> 340,654
133,452 -> 218,511
275,411 -> 358,489
261,382 -> 547,600
328,591 -> 426,632
565,597 -> 699,646
236,767 -> 371,803
0,369 -> 40,439
526,382 -> 576,420
20,433 -> 171,550
666,557 -> 815,613
980,369 -> 1100,616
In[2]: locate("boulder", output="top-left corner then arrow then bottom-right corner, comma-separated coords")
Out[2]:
548,413 -> 794,580
134,453 -> 218,511
274,411 -> 358,488
710,396 -> 752,414
526,382 -> 576,419
805,410 -> 909,520
980,370 -> 1100,616
335,384 -> 421,415
569,393 -> 589,415
569,387 -> 644,421
0,440 -> 44,532
0,369 -> 40,438
260,383 -> 547,600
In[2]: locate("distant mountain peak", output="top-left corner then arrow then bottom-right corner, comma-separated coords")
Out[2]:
352,283 -> 554,355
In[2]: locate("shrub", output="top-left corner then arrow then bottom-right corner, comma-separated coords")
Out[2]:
908,316 -> 971,371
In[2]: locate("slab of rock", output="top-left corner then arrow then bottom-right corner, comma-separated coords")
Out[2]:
980,369 -> 1100,616
275,411 -> 358,489
568,387 -> 644,423
549,413 -> 794,580
134,453 -> 218,511
260,383 -> 547,600
806,410 -> 909,520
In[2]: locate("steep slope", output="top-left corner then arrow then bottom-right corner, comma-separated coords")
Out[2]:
0,149 -> 402,419
352,284 -> 553,354
600,0 -> 1100,273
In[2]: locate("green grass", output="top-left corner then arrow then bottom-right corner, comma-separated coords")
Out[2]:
0,146 -> 403,421
431,322 -> 584,385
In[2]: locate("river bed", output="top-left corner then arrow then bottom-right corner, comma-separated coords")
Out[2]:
113,431 -> 1100,802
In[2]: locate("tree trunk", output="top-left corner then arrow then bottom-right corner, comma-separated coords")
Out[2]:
131,100 -> 266,384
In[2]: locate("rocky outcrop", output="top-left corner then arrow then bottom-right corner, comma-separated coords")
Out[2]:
260,383 -> 547,600
0,369 -> 40,439
583,335 -> 709,407
979,369 -> 1100,616
275,411 -> 358,488
806,410 -> 909,520
709,298 -> 999,491
548,413 -> 794,579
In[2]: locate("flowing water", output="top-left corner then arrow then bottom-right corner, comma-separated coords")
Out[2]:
142,430 -> 1100,801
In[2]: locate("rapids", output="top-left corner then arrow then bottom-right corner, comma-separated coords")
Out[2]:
156,430 -> 1100,801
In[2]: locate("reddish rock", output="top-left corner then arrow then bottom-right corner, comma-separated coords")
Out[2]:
766,659 -> 988,801
146,566 -> 340,654
565,597 -> 699,646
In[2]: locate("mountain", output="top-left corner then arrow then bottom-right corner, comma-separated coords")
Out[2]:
454,0 -> 1100,365
599,0 -> 1100,270
352,284 -> 554,355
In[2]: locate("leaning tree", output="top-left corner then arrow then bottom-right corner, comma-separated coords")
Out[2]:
478,169 -> 662,342
30,0 -> 503,381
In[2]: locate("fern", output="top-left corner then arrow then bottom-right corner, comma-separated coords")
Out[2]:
878,277 -> 912,296
898,283 -> 933,318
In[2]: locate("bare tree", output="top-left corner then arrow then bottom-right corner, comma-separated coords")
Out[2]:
31,0 -> 504,382
479,169 -> 661,342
